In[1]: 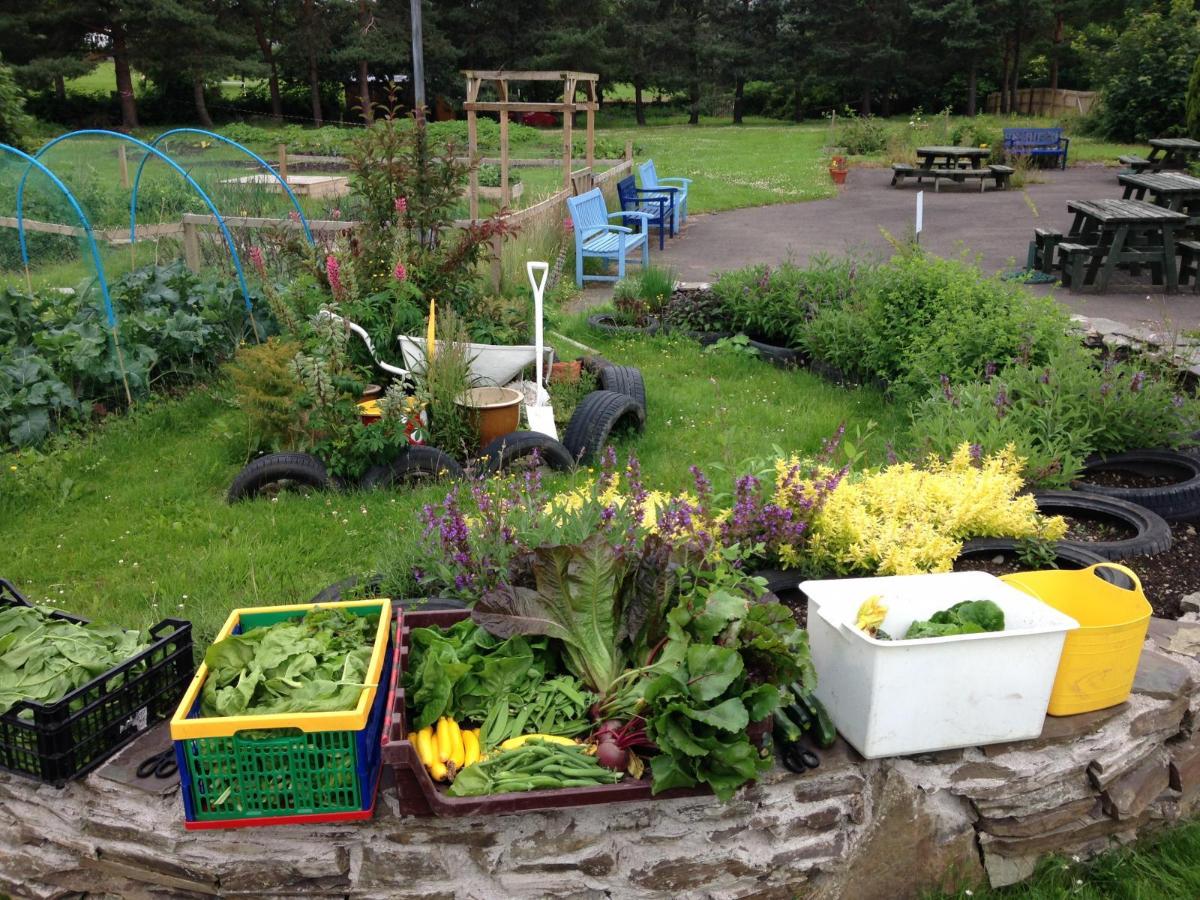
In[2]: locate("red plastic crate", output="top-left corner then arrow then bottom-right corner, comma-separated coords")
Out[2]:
382,608 -> 709,816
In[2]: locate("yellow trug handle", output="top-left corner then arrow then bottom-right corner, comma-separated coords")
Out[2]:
1088,562 -> 1142,594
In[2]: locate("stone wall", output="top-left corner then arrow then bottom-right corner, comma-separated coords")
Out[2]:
4,618 -> 1200,900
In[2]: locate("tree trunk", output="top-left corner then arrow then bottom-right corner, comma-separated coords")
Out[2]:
357,1 -> 373,124
1009,23 -> 1023,115
304,0 -> 323,126
252,12 -> 284,123
966,61 -> 977,117
53,74 -> 66,102
111,24 -> 138,129
860,85 -> 871,116
1049,10 -> 1064,92
733,75 -> 745,124
688,78 -> 700,125
192,76 -> 214,128
793,80 -> 803,122
634,78 -> 646,126
880,91 -> 891,117
1000,37 -> 1011,114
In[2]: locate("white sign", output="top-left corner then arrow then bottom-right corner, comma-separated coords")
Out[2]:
915,191 -> 924,235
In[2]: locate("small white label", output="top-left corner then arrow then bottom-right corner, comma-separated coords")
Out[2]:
915,192 -> 924,234
132,706 -> 149,731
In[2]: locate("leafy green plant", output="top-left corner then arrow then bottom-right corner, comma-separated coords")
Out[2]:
903,599 -> 1004,640
548,368 -> 597,428
704,334 -> 758,358
834,109 -> 889,155
418,309 -> 479,458
223,338 -> 307,454
477,164 -> 522,188
199,607 -> 379,717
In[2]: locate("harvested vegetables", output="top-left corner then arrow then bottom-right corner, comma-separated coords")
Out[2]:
199,607 -> 378,717
0,605 -> 150,717
447,740 -> 621,797
904,599 -> 1004,640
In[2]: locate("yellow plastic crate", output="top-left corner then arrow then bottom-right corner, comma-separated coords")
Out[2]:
170,598 -> 392,740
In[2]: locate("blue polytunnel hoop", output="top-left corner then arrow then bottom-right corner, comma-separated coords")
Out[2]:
138,128 -> 315,246
16,129 -> 255,317
0,142 -> 117,329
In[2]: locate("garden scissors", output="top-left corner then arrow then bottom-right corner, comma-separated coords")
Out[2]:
136,748 -> 178,780
779,742 -> 820,775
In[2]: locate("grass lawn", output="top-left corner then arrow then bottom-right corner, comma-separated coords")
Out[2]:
930,815 -> 1200,899
0,316 -> 902,643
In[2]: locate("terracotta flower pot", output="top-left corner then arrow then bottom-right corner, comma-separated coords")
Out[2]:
456,386 -> 523,447
829,167 -> 848,185
550,360 -> 582,384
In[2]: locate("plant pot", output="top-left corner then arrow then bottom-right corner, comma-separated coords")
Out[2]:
550,360 -> 582,384
456,386 -> 523,447
830,155 -> 847,169
361,384 -> 383,401
829,167 -> 848,185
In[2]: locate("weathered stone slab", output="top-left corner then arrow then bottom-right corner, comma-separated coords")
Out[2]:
981,704 -> 1128,757
979,808 -> 1150,858
1147,619 -> 1200,661
977,797 -> 1101,838
1101,750 -> 1170,821
1132,648 -> 1194,700
1130,695 -> 1188,738
1169,732 -> 1200,794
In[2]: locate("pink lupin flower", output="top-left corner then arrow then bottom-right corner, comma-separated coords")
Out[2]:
326,254 -> 343,299
394,197 -> 407,213
288,210 -> 301,222
393,261 -> 408,281
247,245 -> 266,278
331,208 -> 342,221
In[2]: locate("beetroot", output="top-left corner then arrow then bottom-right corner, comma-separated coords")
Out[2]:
595,739 -> 628,771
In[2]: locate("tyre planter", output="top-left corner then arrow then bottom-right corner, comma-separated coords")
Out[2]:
957,538 -> 1110,570
586,313 -> 659,336
360,446 -> 463,489
1032,491 -> 1172,561
227,452 -> 332,502
597,365 -> 648,423
746,338 -> 804,369
475,430 -> 576,475
1071,449 -> 1200,522
310,575 -> 468,611
806,356 -> 886,392
561,389 -> 645,465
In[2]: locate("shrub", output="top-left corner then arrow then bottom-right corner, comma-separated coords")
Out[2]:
1188,53 -> 1200,140
0,55 -> 32,150
660,289 -> 733,335
911,348 -> 1200,486
834,110 -> 889,155
950,119 -> 1002,152
611,266 -> 675,325
800,445 -> 1067,576
223,338 -> 306,453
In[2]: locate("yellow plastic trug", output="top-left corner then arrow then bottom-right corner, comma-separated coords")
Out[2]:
1002,564 -> 1150,717
169,598 -> 393,740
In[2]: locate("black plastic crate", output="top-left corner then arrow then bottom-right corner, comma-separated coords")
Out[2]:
0,578 -> 194,786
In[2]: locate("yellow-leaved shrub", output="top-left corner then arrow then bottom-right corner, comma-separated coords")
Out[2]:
777,444 -> 1066,576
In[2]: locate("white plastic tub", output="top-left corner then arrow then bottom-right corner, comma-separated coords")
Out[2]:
803,571 -> 1078,759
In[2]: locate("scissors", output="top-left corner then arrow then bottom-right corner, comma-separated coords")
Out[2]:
779,742 -> 820,775
136,748 -> 178,780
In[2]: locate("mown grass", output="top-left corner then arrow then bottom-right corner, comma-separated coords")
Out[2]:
930,815 -> 1200,899
0,315 -> 902,642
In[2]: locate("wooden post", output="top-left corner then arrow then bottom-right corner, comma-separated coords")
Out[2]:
467,75 -> 480,220
585,79 -> 595,174
117,145 -> 130,189
182,221 -> 202,273
625,140 -> 633,163
278,144 -> 288,180
562,76 -> 575,192
490,232 -> 502,291
497,78 -> 510,208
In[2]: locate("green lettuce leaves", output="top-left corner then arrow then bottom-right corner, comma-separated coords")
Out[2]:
904,599 -> 1005,640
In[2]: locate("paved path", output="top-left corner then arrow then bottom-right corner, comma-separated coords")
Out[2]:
582,165 -> 1200,330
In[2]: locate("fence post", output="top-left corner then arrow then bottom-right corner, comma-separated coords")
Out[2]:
278,144 -> 288,180
182,220 -> 202,273
117,145 -> 130,190
625,140 -> 633,163
490,232 -> 503,292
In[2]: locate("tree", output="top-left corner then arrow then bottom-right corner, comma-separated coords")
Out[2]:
1188,52 -> 1200,140
712,0 -> 779,124
238,0 -> 290,123
0,54 -> 32,149
911,0 -> 997,115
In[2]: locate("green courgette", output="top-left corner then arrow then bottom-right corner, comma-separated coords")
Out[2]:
773,705 -> 805,743
800,692 -> 837,749
785,702 -> 813,731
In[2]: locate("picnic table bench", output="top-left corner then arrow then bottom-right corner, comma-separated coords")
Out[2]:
1119,138 -> 1200,174
1118,171 -> 1200,223
914,146 -> 991,169
1003,128 -> 1069,169
1057,198 -> 1188,293
892,162 -> 1012,191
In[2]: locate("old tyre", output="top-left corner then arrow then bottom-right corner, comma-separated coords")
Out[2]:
310,575 -> 468,609
1033,490 -> 1172,561
227,452 -> 331,502
1071,449 -> 1200,522
597,365 -> 648,422
561,389 -> 644,465
586,313 -> 659,335
746,338 -> 803,369
360,446 -> 463,489
476,430 -> 576,474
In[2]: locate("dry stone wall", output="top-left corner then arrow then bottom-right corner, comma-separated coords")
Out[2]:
4,618 -> 1200,900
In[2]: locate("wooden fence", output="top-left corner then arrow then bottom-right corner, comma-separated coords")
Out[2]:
1,145 -> 636,291
984,88 -> 1097,117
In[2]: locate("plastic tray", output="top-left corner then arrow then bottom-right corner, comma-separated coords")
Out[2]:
175,615 -> 396,828
382,608 -> 708,816
0,578 -> 194,786
170,598 -> 392,740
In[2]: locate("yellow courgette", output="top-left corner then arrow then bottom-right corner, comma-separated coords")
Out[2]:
436,716 -> 454,763
462,729 -> 480,767
430,760 -> 448,781
447,719 -> 466,768
499,733 -> 578,751
415,726 -> 436,768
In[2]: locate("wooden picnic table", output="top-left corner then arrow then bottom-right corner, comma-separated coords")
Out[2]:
1064,198 -> 1188,292
1148,138 -> 1200,171
1118,171 -> 1200,222
914,146 -> 991,170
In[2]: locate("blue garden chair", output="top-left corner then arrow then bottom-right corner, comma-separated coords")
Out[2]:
616,175 -> 673,250
638,159 -> 691,231
566,187 -> 651,287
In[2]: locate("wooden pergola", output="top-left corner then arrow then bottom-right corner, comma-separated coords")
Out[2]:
463,70 -> 599,218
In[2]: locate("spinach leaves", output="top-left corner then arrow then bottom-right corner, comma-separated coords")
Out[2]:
904,599 -> 1005,640
199,607 -> 378,718
0,605 -> 149,717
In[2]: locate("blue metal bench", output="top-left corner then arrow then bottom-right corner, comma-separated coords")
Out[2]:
639,159 -> 690,231
566,187 -> 651,287
1003,127 -> 1069,170
616,175 -> 673,250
